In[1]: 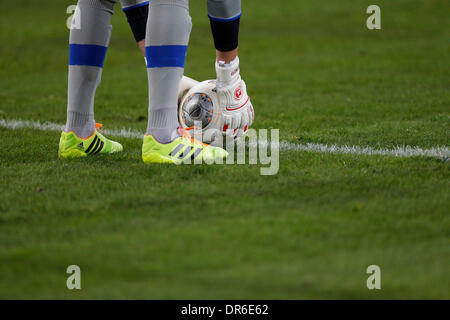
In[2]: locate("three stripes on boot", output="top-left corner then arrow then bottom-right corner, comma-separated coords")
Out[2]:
169,143 -> 202,161
84,138 -> 202,160
84,136 -> 104,155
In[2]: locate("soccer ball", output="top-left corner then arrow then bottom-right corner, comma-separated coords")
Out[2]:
178,80 -> 220,144
178,80 -> 253,146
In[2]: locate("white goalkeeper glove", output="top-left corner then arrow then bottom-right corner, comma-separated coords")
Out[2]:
215,57 -> 254,140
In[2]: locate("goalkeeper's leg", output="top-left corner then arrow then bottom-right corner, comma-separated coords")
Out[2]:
142,0 -> 227,164
120,0 -> 198,102
61,0 -> 123,157
144,0 -> 191,144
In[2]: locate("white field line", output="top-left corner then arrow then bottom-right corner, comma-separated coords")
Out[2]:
1,118 -> 449,159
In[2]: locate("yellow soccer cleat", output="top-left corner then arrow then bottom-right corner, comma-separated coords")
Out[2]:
142,127 -> 228,164
58,123 -> 123,158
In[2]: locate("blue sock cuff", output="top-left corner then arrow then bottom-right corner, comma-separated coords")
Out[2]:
69,44 -> 108,68
145,45 -> 187,68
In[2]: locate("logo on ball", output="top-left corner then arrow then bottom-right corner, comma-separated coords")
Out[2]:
180,93 -> 214,129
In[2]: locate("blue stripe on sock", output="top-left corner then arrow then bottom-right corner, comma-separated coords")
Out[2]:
145,45 -> 187,68
69,44 -> 108,68
122,1 -> 149,12
208,12 -> 242,22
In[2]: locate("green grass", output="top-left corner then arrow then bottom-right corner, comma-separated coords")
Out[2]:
0,0 -> 449,299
